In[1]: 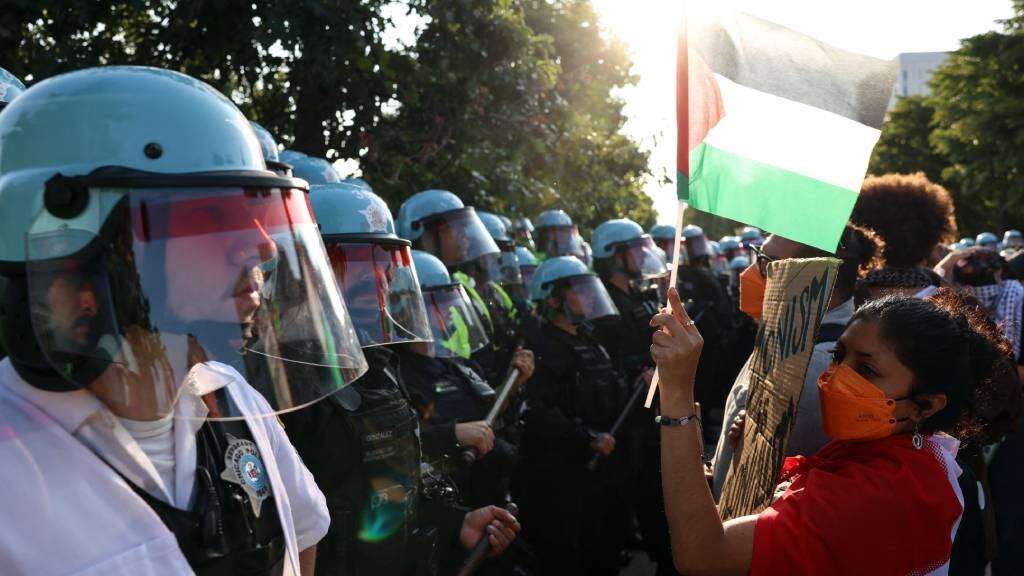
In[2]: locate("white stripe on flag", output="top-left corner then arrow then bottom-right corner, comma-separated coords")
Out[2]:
702,74 -> 882,194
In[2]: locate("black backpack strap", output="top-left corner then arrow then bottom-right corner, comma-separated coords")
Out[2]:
815,323 -> 847,346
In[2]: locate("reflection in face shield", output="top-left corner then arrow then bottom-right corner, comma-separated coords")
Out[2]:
324,241 -> 432,347
495,242 -> 524,287
655,238 -> 676,264
421,284 -> 490,359
619,237 -> 669,280
555,275 -> 619,325
514,228 -> 536,252
520,265 -> 537,289
416,208 -> 499,269
537,225 -> 584,259
25,186 -> 367,421
45,276 -> 101,350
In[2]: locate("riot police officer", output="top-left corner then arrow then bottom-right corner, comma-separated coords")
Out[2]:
512,217 -> 537,252
0,65 -> 361,575
477,211 -> 530,318
518,256 -> 631,576
398,251 -> 532,511
396,191 -> 531,391
676,225 -> 734,442
279,180 -> 520,576
516,246 -> 539,290
533,209 -> 586,262
590,219 -> 673,574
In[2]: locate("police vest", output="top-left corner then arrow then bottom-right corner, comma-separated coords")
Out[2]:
550,328 -> 622,428
125,413 -> 285,576
320,353 -> 424,576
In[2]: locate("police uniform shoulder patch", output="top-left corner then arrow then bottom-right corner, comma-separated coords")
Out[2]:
220,433 -> 272,517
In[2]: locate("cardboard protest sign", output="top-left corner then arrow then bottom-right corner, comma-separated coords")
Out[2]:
718,257 -> 839,520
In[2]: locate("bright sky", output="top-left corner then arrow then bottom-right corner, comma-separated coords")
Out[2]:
590,0 -> 1017,224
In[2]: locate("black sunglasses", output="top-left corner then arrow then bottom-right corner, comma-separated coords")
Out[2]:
749,244 -> 775,277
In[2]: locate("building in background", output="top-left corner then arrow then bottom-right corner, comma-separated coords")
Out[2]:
889,51 -> 949,107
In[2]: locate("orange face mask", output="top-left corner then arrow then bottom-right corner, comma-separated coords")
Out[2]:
817,364 -> 910,441
738,266 -> 765,320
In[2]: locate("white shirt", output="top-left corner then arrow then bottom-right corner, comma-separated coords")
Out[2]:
0,358 -> 329,576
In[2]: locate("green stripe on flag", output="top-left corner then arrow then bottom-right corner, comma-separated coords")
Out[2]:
684,143 -> 858,252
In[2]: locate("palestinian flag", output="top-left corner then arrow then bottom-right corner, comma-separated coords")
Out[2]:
680,12 -> 897,252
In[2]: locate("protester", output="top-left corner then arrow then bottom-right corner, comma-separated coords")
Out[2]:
851,172 -> 958,269
710,224 -> 884,496
657,286 -> 1020,575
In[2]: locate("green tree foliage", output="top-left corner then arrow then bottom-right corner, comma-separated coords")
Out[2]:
928,1 -> 1024,234
0,0 -> 653,232
867,95 -> 948,186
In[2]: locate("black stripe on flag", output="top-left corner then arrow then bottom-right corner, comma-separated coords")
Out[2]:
691,12 -> 896,130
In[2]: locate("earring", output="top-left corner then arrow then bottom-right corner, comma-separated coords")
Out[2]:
912,422 -> 924,450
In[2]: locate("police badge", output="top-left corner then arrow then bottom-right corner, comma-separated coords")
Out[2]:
221,433 -> 272,517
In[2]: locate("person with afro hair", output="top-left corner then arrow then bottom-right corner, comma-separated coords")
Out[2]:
852,172 -> 958,268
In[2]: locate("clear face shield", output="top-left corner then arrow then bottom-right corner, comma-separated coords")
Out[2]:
513,228 -> 536,252
519,264 -> 537,290
554,274 -> 620,326
537,225 -> 585,259
487,241 -> 525,300
619,237 -> 669,280
26,183 -> 368,421
420,283 -> 490,359
324,240 -> 432,348
416,207 -> 500,269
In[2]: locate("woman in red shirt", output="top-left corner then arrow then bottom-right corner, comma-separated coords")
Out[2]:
653,287 -> 1020,576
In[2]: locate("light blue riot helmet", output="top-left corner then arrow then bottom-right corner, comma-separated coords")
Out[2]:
341,177 -> 372,191
478,210 -> 525,295
497,214 -> 513,232
249,121 -> 289,175
396,190 -> 500,272
530,256 -> 619,326
958,237 -> 976,248
649,224 -> 681,264
580,240 -> 594,269
718,236 -> 741,254
0,66 -> 367,417
534,209 -> 585,261
516,246 -> 539,288
513,216 -> 537,251
279,149 -> 307,164
740,226 -> 763,246
976,232 -> 999,249
478,211 -> 513,243
0,67 -> 26,112
682,224 -> 711,262
309,182 -> 432,348
591,219 -> 668,285
410,250 -> 489,359
290,155 -> 341,186
729,255 -> 750,271
1004,230 -> 1023,248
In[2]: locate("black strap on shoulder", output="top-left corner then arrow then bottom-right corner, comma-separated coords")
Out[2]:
815,323 -> 847,345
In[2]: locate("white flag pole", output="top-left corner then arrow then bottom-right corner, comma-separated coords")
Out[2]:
645,200 -> 687,408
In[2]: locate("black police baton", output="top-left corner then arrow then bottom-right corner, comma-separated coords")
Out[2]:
587,375 -> 648,472
456,502 -> 519,576
460,367 -> 521,465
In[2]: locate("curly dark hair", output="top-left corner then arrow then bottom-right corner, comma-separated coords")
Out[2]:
851,173 -> 957,269
850,289 -> 1022,447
